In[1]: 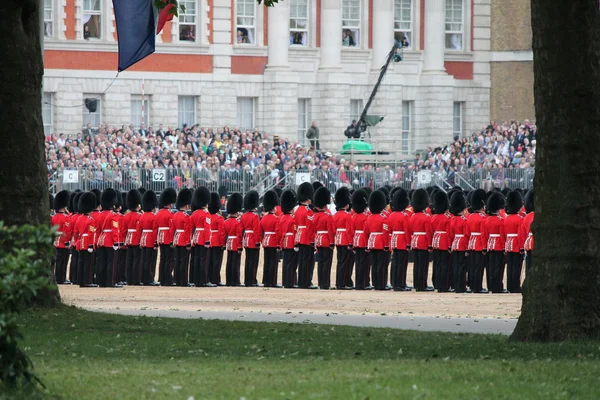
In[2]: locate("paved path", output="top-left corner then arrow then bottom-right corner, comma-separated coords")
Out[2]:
87,308 -> 517,335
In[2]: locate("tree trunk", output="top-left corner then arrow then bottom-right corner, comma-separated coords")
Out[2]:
0,0 -> 60,305
511,0 -> 600,341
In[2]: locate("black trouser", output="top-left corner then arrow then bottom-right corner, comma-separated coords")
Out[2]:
452,251 -> 468,293
525,250 -> 533,274
370,249 -> 388,290
335,246 -> 354,288
391,249 -> 408,289
263,247 -> 279,286
193,246 -> 209,286
244,248 -> 260,286
469,251 -> 485,292
433,250 -> 451,292
310,138 -> 320,150
316,247 -> 333,289
96,247 -> 115,287
282,249 -> 298,288
487,250 -> 505,293
115,248 -> 127,284
208,247 -> 224,285
70,249 -> 79,284
354,248 -> 369,289
174,246 -> 190,286
412,249 -> 430,291
226,251 -> 242,286
140,247 -> 155,284
297,244 -> 315,288
78,250 -> 94,286
126,246 -> 141,285
506,252 -> 523,293
55,247 -> 70,283
159,244 -> 174,286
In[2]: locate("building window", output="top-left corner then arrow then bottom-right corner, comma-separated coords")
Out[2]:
297,99 -> 310,145
401,101 -> 413,153
350,99 -> 363,124
453,102 -> 464,138
131,96 -> 149,130
445,0 -> 463,50
178,0 -> 197,42
290,0 -> 308,46
83,0 -> 102,39
394,0 -> 412,48
342,0 -> 360,47
44,0 -> 53,37
236,0 -> 256,44
237,97 -> 255,131
178,96 -> 197,128
83,96 -> 102,129
43,93 -> 53,135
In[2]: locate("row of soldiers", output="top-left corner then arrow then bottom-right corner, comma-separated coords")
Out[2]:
50,182 -> 534,292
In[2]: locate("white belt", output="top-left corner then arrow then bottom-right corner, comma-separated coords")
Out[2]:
102,229 -> 112,232
392,231 -> 405,234
507,234 -> 519,237
228,236 -> 237,239
196,228 -> 205,231
264,231 -> 275,234
413,232 -> 426,235
81,234 -> 89,237
127,229 -> 136,232
336,228 -> 346,232
316,231 -> 328,234
370,232 -> 382,235
470,232 -> 481,236
245,230 -> 254,233
355,230 -> 364,233
528,232 -> 533,236
211,230 -> 219,232
142,229 -> 153,233
285,232 -> 294,236
298,226 -> 306,229
434,231 -> 447,234
158,227 -> 169,231
175,229 -> 184,233
455,234 -> 464,238
489,234 -> 500,237
57,231 -> 63,235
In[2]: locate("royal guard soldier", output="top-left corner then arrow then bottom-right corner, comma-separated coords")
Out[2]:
466,189 -> 488,293
123,189 -> 142,286
191,187 -> 215,287
350,189 -> 371,290
484,192 -> 506,293
260,190 -> 281,288
449,192 -> 469,293
96,189 -> 121,288
431,191 -> 452,292
388,188 -> 411,291
68,192 -> 82,285
223,193 -> 244,286
156,188 -> 177,286
73,192 -> 99,287
312,187 -> 335,290
409,189 -> 433,292
365,190 -> 391,291
52,190 -> 72,284
504,190 -> 524,293
241,190 -> 262,287
139,190 -> 158,285
274,188 -> 284,217
114,192 -> 127,286
333,187 -> 354,290
294,182 -> 317,289
520,189 -> 535,274
172,188 -> 193,287
208,192 -> 225,286
280,190 -> 298,288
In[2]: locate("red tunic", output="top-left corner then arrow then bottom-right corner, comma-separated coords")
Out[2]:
484,214 -> 505,251
387,211 -> 411,250
91,210 -> 103,245
430,213 -> 452,250
466,211 -> 487,251
223,216 -> 243,251
313,210 -> 335,248
139,212 -> 158,248
333,210 -> 352,246
155,208 -> 175,245
279,213 -> 297,249
274,205 -> 283,217
241,212 -> 262,248
97,210 -> 119,248
71,214 -> 84,250
51,211 -> 72,248
518,206 -> 527,218
504,214 -> 523,253
450,215 -> 468,251
409,212 -> 432,250
74,215 -> 97,250
172,211 -> 193,246
350,212 -> 369,248
191,209 -> 211,246
122,211 -> 142,246
260,213 -> 280,248
294,205 -> 315,246
520,212 -> 534,251
364,213 -> 390,250
209,214 -> 225,247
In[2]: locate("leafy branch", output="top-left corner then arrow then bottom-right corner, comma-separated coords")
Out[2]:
153,0 -> 187,17
256,0 -> 281,6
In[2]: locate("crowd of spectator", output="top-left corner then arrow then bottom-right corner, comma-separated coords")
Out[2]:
46,119 -> 536,192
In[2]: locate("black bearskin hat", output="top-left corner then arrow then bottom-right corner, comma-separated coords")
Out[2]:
218,185 -> 228,198
176,188 -> 193,209
360,186 -> 373,198
383,184 -> 393,194
314,187 -> 331,209
192,186 -> 211,210
274,187 -> 283,199
425,186 -> 434,196
369,190 -> 387,215
69,192 -> 78,213
312,181 -> 324,192
280,190 -> 297,214
244,190 -> 259,211
501,187 -> 511,197
506,191 -> 523,215
524,188 -> 534,213
91,188 -> 101,207
263,190 -> 279,212
334,187 -> 351,209
209,192 -> 221,215
351,189 -> 368,214
49,193 -> 54,210
73,192 -> 83,213
126,189 -> 142,211
470,189 -> 487,211
226,192 -> 243,214
432,191 -> 449,215
159,188 -> 177,208
411,189 -> 429,213
53,190 -> 70,211
116,191 -> 124,209
100,188 -> 118,210
408,189 -> 415,202
450,192 -> 467,216
137,187 -> 147,196
487,192 -> 506,214
78,192 -> 97,214
378,187 -> 391,205
142,190 -> 158,212
297,182 -> 314,203
392,188 -> 409,212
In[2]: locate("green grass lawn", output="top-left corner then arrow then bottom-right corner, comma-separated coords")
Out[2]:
6,306 -> 600,399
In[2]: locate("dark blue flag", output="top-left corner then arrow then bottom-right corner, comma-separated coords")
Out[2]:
113,0 -> 156,72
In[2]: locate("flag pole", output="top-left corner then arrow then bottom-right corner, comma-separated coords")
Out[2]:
141,78 -> 145,129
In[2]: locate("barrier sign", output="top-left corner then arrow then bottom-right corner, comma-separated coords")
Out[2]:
295,172 -> 310,185
63,170 -> 79,184
152,169 -> 166,182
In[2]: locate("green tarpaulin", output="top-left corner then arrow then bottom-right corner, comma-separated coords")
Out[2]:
364,115 -> 384,126
341,140 -> 374,155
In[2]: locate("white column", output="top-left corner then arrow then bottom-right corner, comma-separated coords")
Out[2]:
319,0 -> 342,70
371,0 -> 394,69
266,1 -> 290,69
422,0 -> 446,73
